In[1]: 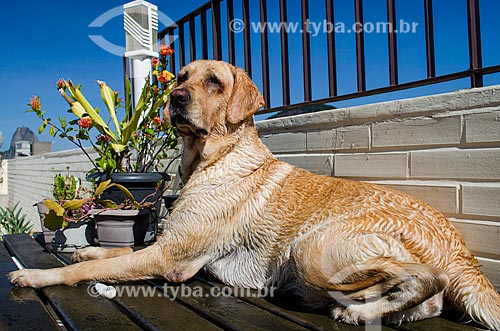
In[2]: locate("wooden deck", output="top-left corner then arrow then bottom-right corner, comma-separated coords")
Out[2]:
1,234 -> 486,331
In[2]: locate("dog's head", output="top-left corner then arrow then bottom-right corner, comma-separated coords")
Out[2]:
164,60 -> 264,140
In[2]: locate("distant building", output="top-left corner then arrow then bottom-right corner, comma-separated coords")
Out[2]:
2,127 -> 52,159
31,141 -> 52,156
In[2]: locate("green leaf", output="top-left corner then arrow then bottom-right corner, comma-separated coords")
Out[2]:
43,199 -> 65,216
122,79 -> 152,144
59,116 -> 67,129
98,81 -> 121,137
94,199 -> 117,209
67,80 -> 116,140
95,180 -> 112,196
113,183 -> 138,206
49,126 -> 55,137
38,124 -> 46,134
124,76 -> 133,122
43,209 -> 65,231
62,199 -> 87,210
110,143 -> 127,153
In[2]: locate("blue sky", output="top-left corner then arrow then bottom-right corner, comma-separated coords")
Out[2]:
0,0 -> 206,151
1,0 -> 499,152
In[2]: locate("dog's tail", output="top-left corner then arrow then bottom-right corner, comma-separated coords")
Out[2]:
445,252 -> 500,331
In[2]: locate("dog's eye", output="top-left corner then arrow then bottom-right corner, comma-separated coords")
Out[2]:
177,72 -> 188,84
205,75 -> 222,90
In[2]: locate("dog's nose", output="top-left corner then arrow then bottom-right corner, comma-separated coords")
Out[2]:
170,88 -> 191,108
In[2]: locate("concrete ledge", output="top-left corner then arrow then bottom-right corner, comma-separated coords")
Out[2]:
257,85 -> 500,133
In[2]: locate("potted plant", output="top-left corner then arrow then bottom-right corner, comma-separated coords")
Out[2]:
41,178 -> 159,248
36,169 -> 95,251
27,45 -> 178,245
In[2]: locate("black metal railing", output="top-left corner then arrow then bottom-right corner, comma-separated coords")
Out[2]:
159,0 -> 500,116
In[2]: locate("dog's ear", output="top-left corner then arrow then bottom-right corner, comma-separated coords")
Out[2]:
226,67 -> 265,124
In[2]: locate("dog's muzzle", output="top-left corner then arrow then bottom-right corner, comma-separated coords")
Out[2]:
169,88 -> 208,138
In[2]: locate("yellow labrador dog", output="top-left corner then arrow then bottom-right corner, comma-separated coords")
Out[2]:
9,60 -> 500,330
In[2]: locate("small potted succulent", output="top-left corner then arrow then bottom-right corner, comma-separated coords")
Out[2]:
36,169 -> 95,250
28,45 -> 178,245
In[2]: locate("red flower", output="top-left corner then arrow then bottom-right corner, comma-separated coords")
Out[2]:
56,78 -> 66,90
153,116 -> 162,126
97,134 -> 111,142
78,117 -> 92,128
159,45 -> 174,57
151,57 -> 159,67
29,96 -> 41,111
158,70 -> 174,84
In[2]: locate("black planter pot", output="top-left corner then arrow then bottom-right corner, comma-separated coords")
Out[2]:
92,172 -> 171,244
96,172 -> 170,205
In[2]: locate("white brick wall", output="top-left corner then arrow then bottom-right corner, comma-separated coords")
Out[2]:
257,85 -> 500,289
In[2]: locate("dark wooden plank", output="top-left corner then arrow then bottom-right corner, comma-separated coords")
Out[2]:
49,249 -> 223,331
0,242 -> 60,331
199,278 -> 395,331
113,288 -> 223,331
398,318 -> 484,331
147,279 -> 310,331
3,234 -> 140,330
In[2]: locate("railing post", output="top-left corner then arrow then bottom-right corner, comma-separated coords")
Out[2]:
168,32 -> 176,74
227,0 -> 236,64
260,0 -> 270,107
326,0 -> 337,97
189,16 -> 196,61
301,0 -> 312,101
242,0 -> 252,76
354,0 -> 366,92
211,0 -> 222,61
387,0 -> 398,86
280,0 -> 290,105
467,0 -> 483,88
201,9 -> 209,59
424,0 -> 436,78
179,23 -> 185,67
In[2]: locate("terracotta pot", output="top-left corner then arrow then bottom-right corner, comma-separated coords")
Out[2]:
93,209 -> 150,248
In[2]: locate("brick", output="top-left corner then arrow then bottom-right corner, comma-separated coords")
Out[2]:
411,149 -> 500,180
260,132 -> 306,153
462,184 -> 500,217
477,257 -> 500,290
307,125 -> 369,152
451,219 -> 500,258
278,155 -> 333,176
381,183 -> 458,215
372,116 -> 461,148
334,153 -> 408,178
465,111 -> 500,143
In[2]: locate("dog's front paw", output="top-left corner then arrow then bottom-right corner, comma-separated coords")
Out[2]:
9,269 -> 45,288
71,247 -> 106,263
8,269 -> 59,288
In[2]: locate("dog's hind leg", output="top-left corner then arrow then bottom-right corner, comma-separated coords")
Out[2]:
291,231 -> 449,325
327,261 -> 448,325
